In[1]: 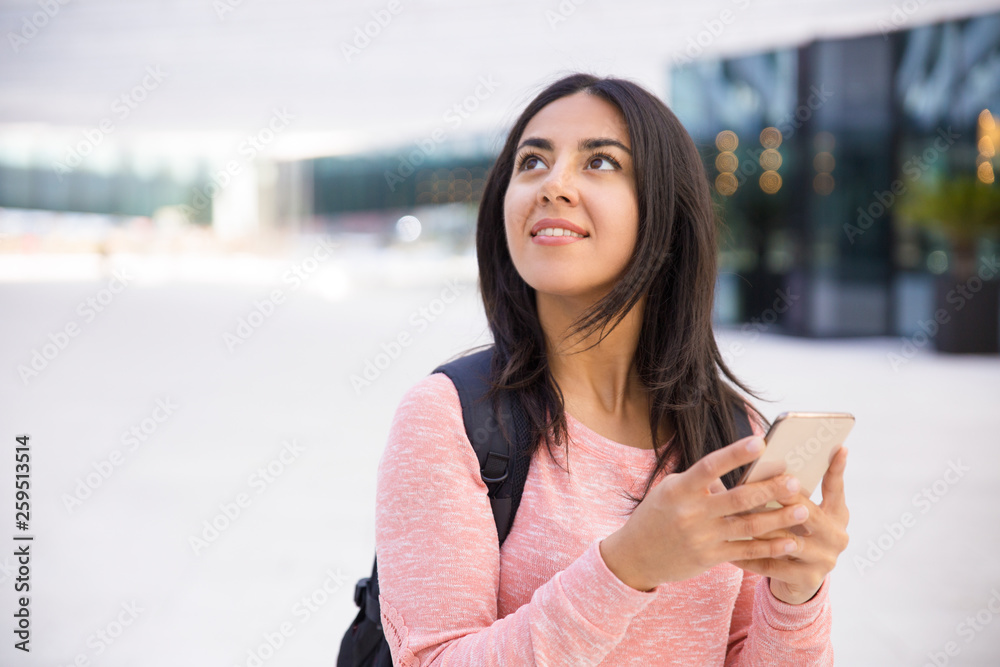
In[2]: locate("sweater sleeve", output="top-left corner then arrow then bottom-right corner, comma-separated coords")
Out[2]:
724,409 -> 835,666
725,571 -> 833,665
374,373 -> 660,666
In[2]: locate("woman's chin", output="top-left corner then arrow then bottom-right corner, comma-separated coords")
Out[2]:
529,280 -> 615,304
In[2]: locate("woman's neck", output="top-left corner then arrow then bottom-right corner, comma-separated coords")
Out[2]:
537,291 -> 646,417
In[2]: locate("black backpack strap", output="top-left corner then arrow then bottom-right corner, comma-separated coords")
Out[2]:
731,400 -> 754,440
432,346 -> 530,546
724,399 -> 756,492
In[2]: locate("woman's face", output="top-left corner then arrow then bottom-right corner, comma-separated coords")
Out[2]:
503,91 -> 638,304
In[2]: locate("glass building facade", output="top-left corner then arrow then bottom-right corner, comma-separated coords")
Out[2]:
670,10 -> 1000,338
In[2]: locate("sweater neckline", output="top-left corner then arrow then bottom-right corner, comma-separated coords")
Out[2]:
563,411 -> 675,469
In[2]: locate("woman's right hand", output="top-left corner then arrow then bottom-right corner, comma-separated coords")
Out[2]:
599,435 -> 809,592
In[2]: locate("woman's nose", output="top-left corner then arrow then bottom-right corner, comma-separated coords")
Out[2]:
538,161 -> 577,205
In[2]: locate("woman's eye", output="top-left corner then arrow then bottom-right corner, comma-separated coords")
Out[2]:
516,153 -> 546,171
587,155 -> 617,170
521,155 -> 543,170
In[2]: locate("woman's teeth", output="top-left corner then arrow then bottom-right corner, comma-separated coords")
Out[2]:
534,228 -> 585,238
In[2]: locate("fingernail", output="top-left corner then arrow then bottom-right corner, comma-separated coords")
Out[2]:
793,506 -> 808,521
784,541 -> 797,553
785,477 -> 800,493
746,437 -> 764,453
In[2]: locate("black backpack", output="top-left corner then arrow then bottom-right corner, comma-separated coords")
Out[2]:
336,345 -> 753,667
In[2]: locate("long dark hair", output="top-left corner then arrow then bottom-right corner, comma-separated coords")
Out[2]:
476,72 -> 766,500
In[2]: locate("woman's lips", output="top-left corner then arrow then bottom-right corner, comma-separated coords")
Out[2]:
530,218 -> 589,245
530,218 -> 588,236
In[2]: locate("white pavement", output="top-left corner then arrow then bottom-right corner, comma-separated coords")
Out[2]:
1,247 -> 998,666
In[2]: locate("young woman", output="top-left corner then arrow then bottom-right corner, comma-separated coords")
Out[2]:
374,73 -> 850,666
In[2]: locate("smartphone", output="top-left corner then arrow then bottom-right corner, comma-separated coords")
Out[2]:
736,411 -> 855,512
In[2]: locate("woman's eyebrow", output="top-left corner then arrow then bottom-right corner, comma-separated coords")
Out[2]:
516,137 -> 632,155
579,137 -> 631,155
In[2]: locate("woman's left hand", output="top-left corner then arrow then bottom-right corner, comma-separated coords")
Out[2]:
730,446 -> 850,605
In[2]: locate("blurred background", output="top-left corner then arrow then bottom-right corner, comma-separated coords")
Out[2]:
1,1 -> 999,665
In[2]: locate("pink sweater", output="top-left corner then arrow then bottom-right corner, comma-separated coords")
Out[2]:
375,372 -> 834,666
